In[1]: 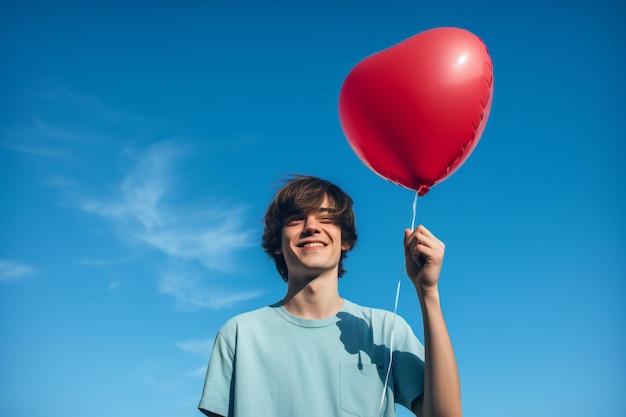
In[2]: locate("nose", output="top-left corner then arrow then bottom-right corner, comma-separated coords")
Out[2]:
301,215 -> 321,235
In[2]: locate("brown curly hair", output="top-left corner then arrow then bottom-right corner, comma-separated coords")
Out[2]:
261,175 -> 358,282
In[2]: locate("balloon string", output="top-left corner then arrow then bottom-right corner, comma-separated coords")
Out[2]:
379,192 -> 418,416
379,278 -> 401,416
411,191 -> 418,231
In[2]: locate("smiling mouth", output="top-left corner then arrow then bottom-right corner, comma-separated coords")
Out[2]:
299,242 -> 326,248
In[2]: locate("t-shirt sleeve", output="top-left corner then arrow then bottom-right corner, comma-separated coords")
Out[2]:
391,316 -> 426,410
198,331 -> 235,417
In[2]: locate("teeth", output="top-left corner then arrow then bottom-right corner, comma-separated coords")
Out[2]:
303,242 -> 324,247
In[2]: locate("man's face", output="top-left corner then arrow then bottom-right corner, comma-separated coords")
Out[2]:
276,195 -> 348,281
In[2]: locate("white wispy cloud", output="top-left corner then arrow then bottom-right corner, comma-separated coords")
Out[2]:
159,269 -> 263,311
1,86 -> 162,159
133,359 -> 185,393
0,260 -> 37,281
0,138 -> 70,157
35,86 -> 157,126
176,339 -> 213,379
176,338 -> 215,358
77,256 -> 136,267
80,140 -> 262,309
108,281 -> 123,291
44,174 -> 79,189
81,141 -> 177,228
185,366 -> 209,378
0,117 -> 89,157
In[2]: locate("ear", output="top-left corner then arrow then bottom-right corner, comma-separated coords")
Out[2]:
274,249 -> 282,255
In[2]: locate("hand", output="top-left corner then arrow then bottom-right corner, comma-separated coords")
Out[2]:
404,225 -> 445,293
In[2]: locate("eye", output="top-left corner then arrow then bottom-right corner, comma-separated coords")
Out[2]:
285,216 -> 304,226
318,216 -> 335,224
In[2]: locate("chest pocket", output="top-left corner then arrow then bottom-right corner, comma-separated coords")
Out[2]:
339,362 -> 389,417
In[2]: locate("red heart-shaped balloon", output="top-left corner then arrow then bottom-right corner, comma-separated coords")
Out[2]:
339,27 -> 494,195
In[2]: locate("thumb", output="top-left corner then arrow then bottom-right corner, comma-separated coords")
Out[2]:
403,228 -> 412,255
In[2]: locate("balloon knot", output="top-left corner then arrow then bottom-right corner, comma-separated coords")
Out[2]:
417,186 -> 430,196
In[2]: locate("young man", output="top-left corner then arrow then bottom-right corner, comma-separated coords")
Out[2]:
199,175 -> 461,417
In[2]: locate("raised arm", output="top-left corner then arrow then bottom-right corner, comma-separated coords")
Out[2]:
404,225 -> 462,417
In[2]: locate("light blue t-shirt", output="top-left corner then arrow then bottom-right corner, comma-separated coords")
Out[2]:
199,299 -> 425,417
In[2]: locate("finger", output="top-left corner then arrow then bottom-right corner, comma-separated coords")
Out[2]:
404,228 -> 412,242
415,231 -> 435,250
404,228 -> 421,249
416,225 -> 443,248
419,245 -> 444,264
404,228 -> 412,250
418,224 -> 443,242
406,227 -> 439,257
415,224 -> 436,241
415,224 -> 431,235
411,251 -> 425,267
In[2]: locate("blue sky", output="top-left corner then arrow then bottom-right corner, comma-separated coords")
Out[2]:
1,1 -> 624,416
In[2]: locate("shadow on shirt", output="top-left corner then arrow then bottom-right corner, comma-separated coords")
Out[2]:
335,311 -> 423,386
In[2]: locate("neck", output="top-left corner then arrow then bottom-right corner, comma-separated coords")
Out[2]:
282,270 -> 343,320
